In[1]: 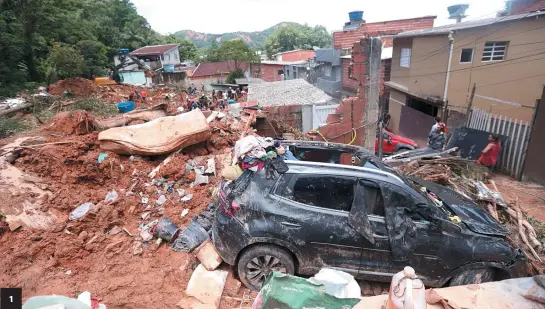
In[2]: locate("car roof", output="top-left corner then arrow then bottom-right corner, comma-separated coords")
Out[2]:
281,140 -> 374,156
285,160 -> 405,186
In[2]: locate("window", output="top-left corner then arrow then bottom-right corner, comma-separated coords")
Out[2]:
482,41 -> 508,61
277,70 -> 284,75
400,48 -> 411,68
360,180 -> 385,217
276,174 -> 356,212
460,48 -> 473,63
324,65 -> 332,77
341,48 -> 351,56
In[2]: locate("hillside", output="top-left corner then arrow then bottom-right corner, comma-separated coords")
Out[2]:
173,22 -> 297,49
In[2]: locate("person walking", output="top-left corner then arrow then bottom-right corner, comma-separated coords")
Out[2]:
478,134 -> 502,167
428,123 -> 447,150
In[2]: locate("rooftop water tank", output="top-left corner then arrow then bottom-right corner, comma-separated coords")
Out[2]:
349,11 -> 364,22
448,4 -> 469,21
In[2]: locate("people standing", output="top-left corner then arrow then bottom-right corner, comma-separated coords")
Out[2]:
428,122 -> 447,150
478,134 -> 502,167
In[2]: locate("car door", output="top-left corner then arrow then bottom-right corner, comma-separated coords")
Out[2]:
269,173 -> 364,276
357,180 -> 450,283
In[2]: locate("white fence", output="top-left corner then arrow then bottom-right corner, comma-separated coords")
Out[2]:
468,108 -> 531,179
312,103 -> 339,129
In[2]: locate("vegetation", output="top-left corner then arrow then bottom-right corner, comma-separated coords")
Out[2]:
0,0 -> 186,98
203,40 -> 259,68
264,24 -> 331,59
0,117 -> 29,138
226,69 -> 245,84
70,98 -> 118,117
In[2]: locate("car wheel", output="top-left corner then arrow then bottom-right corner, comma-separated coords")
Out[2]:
449,268 -> 495,286
237,245 -> 295,291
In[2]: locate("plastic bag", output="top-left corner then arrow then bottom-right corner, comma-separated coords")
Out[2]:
171,220 -> 209,252
104,190 -> 119,202
307,268 -> 361,299
69,203 -> 95,221
251,273 -> 360,309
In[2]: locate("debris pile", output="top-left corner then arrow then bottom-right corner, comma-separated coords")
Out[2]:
396,155 -> 545,273
48,77 -> 100,96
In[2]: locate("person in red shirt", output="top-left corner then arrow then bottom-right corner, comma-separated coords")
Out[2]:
478,134 -> 502,167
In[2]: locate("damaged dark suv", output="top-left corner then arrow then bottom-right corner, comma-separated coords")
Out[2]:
212,142 -> 527,291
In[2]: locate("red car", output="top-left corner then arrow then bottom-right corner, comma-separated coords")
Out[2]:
375,130 -> 418,155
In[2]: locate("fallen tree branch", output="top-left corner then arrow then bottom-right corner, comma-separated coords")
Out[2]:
0,103 -> 34,117
514,198 -> 542,262
487,203 -> 499,221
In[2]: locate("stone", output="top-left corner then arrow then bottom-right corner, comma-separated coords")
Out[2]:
8,220 -> 22,231
195,240 -> 223,271
78,231 -> 88,240
132,241 -> 143,255
186,264 -> 228,309
224,275 -> 242,297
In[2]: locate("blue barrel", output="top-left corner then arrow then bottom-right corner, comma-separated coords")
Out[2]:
117,101 -> 135,113
349,11 -> 364,22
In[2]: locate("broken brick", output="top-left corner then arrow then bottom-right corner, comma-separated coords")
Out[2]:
186,264 -> 228,309
195,240 -> 223,271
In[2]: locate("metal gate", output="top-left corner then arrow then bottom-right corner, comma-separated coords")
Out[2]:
468,108 -> 531,179
312,104 -> 339,129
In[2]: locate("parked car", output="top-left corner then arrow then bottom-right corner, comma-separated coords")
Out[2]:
212,142 -> 526,291
375,130 -> 419,155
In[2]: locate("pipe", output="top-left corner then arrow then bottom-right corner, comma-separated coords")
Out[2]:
443,31 -> 454,103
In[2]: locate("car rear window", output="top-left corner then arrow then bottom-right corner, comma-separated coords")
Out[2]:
275,174 -> 356,212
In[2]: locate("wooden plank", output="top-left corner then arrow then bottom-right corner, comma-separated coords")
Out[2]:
503,119 -> 513,172
516,121 -> 530,179
486,112 -> 492,132
469,109 -> 475,128
477,109 -> 483,130
491,116 -> 497,133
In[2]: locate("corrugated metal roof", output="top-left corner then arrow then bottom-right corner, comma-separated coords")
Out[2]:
235,78 -> 264,84
260,60 -> 307,65
191,61 -> 249,77
394,11 -> 545,38
130,44 -> 180,56
248,79 -> 333,107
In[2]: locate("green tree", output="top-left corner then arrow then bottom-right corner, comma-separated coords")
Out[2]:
77,40 -> 108,78
226,69 -> 245,84
46,43 -> 84,80
264,24 -> 331,59
205,41 -> 221,62
217,40 -> 258,70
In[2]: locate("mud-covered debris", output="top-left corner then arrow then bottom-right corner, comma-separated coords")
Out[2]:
181,194 -> 193,203
181,209 -> 189,217
156,195 -> 167,206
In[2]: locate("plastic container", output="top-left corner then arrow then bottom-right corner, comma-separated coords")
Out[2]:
386,266 -> 426,309
228,99 -> 235,104
349,11 -> 364,22
117,101 -> 135,113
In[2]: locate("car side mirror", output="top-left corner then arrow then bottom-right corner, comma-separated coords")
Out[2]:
387,138 -> 392,145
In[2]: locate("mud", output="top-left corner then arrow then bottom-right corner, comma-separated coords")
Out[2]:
0,114 -> 249,307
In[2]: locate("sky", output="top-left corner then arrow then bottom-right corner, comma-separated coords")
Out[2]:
131,0 -> 507,35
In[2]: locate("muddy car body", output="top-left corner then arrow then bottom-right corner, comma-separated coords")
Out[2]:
212,142 -> 527,291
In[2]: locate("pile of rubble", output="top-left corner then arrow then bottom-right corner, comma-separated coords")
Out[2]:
395,155 -> 545,273
0,101 -> 259,307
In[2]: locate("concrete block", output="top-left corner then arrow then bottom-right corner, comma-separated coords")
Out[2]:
195,240 -> 223,271
186,264 -> 228,309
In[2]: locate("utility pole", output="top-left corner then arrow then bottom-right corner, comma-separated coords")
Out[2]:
465,83 -> 476,125
442,100 -> 449,124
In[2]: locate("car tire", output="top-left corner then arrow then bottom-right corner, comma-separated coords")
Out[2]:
449,268 -> 495,286
237,244 -> 295,291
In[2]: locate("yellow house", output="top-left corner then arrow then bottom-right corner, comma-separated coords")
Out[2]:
386,11 -> 545,135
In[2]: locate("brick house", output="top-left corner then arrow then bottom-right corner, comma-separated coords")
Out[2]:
272,50 -> 316,62
506,0 -> 545,15
333,16 -> 436,97
189,60 -> 249,90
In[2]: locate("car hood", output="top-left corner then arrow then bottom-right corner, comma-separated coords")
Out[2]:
392,134 -> 417,146
411,178 -> 508,237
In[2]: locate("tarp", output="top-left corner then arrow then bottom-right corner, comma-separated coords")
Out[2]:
98,109 -> 211,155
